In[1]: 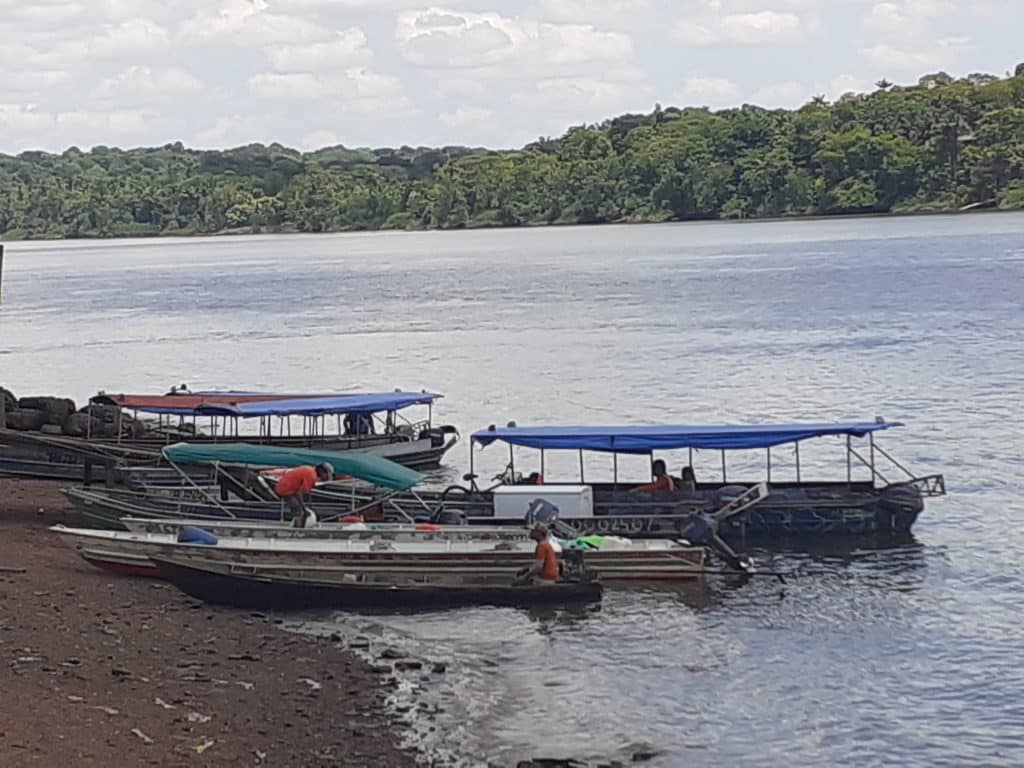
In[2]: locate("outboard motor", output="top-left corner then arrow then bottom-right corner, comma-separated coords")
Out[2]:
678,514 -> 755,575
524,497 -> 560,526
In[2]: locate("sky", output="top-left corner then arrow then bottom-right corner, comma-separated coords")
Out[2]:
0,0 -> 1020,153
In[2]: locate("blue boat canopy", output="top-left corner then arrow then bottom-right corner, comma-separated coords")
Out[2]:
162,442 -> 424,491
195,392 -> 440,418
471,422 -> 903,454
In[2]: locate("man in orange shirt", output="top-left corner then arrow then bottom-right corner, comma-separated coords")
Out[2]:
631,459 -> 676,494
276,462 -> 333,527
521,523 -> 559,584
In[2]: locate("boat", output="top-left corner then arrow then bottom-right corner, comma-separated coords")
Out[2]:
430,420 -> 946,540
0,388 -> 459,480
51,525 -> 707,581
151,556 -> 603,611
63,440 -> 433,529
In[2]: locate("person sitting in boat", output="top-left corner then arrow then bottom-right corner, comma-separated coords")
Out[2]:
275,462 -> 333,528
679,466 -> 697,493
344,413 -> 375,436
523,471 -> 544,485
631,459 -> 676,494
518,523 -> 559,584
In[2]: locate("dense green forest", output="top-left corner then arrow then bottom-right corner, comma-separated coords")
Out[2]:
2,67 -> 1024,239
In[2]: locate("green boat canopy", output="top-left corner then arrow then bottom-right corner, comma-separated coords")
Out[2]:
162,442 -> 424,491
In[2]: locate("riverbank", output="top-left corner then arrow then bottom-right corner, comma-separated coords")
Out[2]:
0,478 -> 414,767
1,205 -> 1019,243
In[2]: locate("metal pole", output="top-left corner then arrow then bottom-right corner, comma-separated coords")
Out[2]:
613,453 -> 618,485
847,435 -> 852,484
540,448 -> 545,480
509,444 -> 515,478
721,450 -> 727,482
469,440 -> 475,478
579,450 -> 585,483
795,441 -> 801,482
766,447 -> 771,484
869,433 -> 876,486
688,447 -> 693,468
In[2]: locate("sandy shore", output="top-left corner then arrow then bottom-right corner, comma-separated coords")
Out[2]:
0,478 -> 414,767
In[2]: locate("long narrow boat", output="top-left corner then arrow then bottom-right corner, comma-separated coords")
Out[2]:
63,441 -> 430,529
0,389 -> 459,479
51,526 -> 707,581
452,421 -> 945,539
152,556 -> 603,611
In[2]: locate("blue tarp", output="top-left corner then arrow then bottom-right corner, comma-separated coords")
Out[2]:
471,422 -> 902,453
194,392 -> 440,418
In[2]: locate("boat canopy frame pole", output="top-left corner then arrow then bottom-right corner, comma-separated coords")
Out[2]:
795,441 -> 801,482
165,458 -> 238,518
766,447 -> 771,484
613,453 -> 618,486
508,444 -> 515,479
721,450 -> 727,483
846,435 -> 852,484
579,450 -> 585,483
540,449 -> 545,480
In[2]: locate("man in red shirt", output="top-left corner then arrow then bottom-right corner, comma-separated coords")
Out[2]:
519,523 -> 559,584
276,462 -> 333,527
631,459 -> 676,494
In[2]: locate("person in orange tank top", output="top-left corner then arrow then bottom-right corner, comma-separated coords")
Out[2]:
276,463 -> 333,527
520,523 -> 559,584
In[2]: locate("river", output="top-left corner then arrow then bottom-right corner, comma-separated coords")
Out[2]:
2,214 -> 1023,766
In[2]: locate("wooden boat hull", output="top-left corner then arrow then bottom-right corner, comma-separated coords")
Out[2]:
66,480 -> 926,540
152,556 -> 602,611
53,527 -> 706,581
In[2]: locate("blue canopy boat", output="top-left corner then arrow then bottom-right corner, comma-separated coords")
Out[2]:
446,420 -> 946,540
0,388 -> 458,480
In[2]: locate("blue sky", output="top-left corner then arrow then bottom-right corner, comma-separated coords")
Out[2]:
0,0 -> 1020,152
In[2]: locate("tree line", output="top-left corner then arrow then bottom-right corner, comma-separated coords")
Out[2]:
2,66 -> 1023,240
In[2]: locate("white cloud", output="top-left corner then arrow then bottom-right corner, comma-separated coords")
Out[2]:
674,76 -> 743,109
532,0 -> 651,24
249,66 -> 409,113
750,81 -> 806,108
179,0 -> 328,46
266,29 -> 372,71
439,105 -> 493,127
94,66 -> 203,104
719,11 -> 802,44
674,10 -> 802,45
395,8 -> 632,70
512,76 -> 652,113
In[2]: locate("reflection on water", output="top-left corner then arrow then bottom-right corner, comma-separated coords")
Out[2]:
4,215 -> 1024,766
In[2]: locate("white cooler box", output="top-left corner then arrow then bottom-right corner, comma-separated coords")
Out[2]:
492,485 -> 594,519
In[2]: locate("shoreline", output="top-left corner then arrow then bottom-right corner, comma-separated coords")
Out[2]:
0,477 -> 414,767
1,206 -> 1020,244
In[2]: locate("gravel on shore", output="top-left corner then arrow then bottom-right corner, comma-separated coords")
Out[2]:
0,477 -> 415,767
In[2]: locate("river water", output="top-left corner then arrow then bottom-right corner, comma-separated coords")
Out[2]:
2,215 -> 1023,766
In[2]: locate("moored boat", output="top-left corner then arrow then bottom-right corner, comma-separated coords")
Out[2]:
449,420 -> 945,539
0,388 -> 458,480
51,525 -> 707,581
151,556 -> 604,611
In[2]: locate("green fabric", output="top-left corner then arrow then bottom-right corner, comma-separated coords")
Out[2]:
565,536 -> 604,550
162,442 -> 423,491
